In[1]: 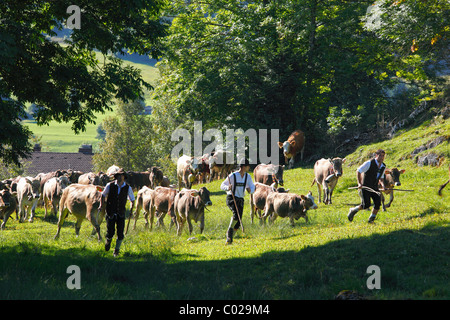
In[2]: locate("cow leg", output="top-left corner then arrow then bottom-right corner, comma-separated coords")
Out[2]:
1,211 -> 12,230
199,214 -> 204,234
289,215 -> 295,226
29,200 -> 38,222
387,192 -> 394,208
43,195 -> 49,218
54,208 -> 69,239
250,196 -> 255,224
187,218 -> 194,235
381,193 -> 386,211
316,182 -> 322,204
133,205 -> 141,230
75,217 -> 83,237
176,217 -> 185,236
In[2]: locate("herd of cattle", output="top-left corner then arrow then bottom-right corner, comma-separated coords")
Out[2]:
0,129 -> 449,239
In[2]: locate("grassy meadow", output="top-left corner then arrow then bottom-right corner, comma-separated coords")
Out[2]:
1,118 -> 449,300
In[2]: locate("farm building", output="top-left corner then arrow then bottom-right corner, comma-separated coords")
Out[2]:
26,144 -> 94,176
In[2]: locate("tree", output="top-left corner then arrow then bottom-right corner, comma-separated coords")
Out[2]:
0,0 -> 167,166
93,100 -> 154,172
155,0 -> 396,157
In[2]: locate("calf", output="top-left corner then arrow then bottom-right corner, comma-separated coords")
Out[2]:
133,186 -> 156,230
380,168 -> 405,210
277,129 -> 305,169
152,186 -> 178,229
174,187 -> 212,235
253,164 -> 284,188
250,182 -> 289,224
54,184 -> 106,241
16,177 -> 41,222
43,176 -> 70,218
0,187 -> 17,229
312,157 -> 346,205
263,191 -> 318,226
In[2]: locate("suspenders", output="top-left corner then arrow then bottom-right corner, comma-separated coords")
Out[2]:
232,172 -> 248,197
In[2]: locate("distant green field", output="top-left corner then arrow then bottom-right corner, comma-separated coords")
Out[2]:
22,55 -> 160,153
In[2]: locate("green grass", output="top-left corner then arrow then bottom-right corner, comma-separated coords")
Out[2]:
22,55 -> 160,153
1,118 -> 449,300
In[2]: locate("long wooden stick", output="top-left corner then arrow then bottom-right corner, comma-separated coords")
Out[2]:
227,174 -> 244,233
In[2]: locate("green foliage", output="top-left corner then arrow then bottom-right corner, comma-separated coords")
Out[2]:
93,100 -> 155,172
0,0 -> 167,165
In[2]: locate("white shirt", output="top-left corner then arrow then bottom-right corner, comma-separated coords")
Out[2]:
220,171 -> 255,199
357,159 -> 385,179
102,181 -> 135,202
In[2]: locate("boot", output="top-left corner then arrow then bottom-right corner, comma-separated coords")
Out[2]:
348,206 -> 359,222
368,214 -> 377,223
114,239 -> 123,257
105,238 -> 112,251
226,228 -> 234,245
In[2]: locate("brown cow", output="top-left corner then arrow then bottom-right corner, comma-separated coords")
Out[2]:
0,187 -> 17,229
438,165 -> 450,196
174,187 -> 212,235
312,157 -> 346,205
54,184 -> 106,241
253,164 -> 285,188
42,176 -> 70,218
149,167 -> 165,189
263,191 -> 318,225
132,186 -> 155,230
380,168 -> 405,211
16,176 -> 41,222
127,171 -> 151,190
250,182 -> 289,224
152,186 -> 178,229
277,130 -> 305,169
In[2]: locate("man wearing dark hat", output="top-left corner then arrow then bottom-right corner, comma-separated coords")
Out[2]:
220,158 -> 255,244
99,168 -> 135,257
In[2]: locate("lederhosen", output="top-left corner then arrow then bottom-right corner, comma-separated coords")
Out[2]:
105,182 -> 130,241
226,172 -> 248,230
360,159 -> 385,210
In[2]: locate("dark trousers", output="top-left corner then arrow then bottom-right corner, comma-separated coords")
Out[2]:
106,213 -> 125,241
360,189 -> 381,210
226,195 -> 244,230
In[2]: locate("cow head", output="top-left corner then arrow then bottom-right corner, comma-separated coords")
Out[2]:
384,168 -> 405,187
58,176 -> 70,190
30,178 -> 40,199
301,191 -> 318,211
329,157 -> 346,178
192,187 -> 212,207
0,187 -> 13,209
278,140 -> 294,157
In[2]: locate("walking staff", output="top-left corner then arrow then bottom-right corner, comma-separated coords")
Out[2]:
220,158 -> 255,244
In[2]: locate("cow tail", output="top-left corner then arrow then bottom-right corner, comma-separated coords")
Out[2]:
311,178 -> 316,187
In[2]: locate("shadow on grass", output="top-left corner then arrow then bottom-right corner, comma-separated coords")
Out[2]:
0,224 -> 448,300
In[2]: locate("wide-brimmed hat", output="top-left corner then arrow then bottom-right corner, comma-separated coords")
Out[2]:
239,158 -> 250,167
113,168 -> 126,177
